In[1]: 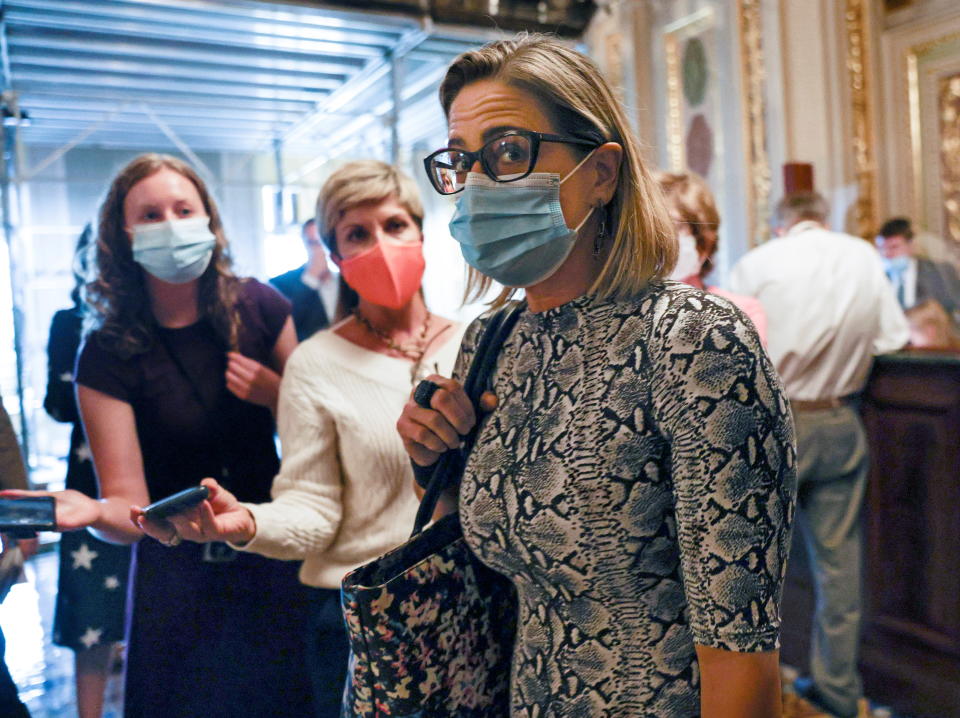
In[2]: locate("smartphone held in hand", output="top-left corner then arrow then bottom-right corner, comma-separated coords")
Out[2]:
142,486 -> 210,522
0,496 -> 57,536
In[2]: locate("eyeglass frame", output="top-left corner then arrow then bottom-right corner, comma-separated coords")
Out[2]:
422,129 -> 601,195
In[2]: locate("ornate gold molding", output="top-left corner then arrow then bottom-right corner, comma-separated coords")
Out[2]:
907,31 -> 960,233
736,0 -> 770,247
845,0 -> 879,239
940,74 -> 960,243
664,29 -> 684,171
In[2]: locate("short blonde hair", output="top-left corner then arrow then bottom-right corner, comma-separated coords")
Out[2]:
438,33 -> 676,305
655,171 -> 720,278
317,160 -> 424,255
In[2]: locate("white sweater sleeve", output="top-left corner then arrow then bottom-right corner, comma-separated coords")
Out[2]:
235,348 -> 343,560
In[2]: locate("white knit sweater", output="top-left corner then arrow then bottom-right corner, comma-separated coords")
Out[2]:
236,322 -> 465,588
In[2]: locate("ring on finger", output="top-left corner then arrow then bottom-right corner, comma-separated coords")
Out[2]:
413,379 -> 441,409
160,527 -> 182,548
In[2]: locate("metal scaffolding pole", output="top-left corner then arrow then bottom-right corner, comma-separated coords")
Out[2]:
0,2 -> 30,463
388,48 -> 403,165
273,136 -> 285,232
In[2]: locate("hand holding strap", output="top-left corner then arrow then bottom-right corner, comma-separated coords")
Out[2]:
412,302 -> 524,535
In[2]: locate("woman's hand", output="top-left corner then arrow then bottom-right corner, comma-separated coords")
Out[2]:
131,478 -> 256,547
0,488 -> 101,531
397,375 -> 495,467
226,352 -> 281,411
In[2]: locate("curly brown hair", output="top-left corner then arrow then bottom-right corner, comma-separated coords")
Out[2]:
84,153 -> 241,359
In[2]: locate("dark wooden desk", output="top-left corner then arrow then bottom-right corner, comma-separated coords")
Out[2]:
780,351 -> 960,718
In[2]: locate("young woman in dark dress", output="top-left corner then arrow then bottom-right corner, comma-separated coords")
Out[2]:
9,154 -> 313,717
44,225 -> 131,718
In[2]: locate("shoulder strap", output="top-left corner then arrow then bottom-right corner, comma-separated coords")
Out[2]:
412,302 -> 524,535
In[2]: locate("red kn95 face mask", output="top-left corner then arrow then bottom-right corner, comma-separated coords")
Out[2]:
338,241 -> 426,309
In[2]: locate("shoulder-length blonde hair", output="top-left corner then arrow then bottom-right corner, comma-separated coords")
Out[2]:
438,33 -> 676,306
85,153 -> 240,358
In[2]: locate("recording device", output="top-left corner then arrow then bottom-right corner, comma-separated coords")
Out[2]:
142,486 -> 210,522
0,496 -> 57,537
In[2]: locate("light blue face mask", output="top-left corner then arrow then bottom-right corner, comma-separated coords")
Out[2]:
880,254 -> 910,277
131,216 -> 216,284
448,152 -> 596,288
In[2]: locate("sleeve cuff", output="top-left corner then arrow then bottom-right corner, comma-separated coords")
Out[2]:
227,502 -> 267,553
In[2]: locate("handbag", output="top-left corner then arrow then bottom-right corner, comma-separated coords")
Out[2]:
340,303 -> 524,717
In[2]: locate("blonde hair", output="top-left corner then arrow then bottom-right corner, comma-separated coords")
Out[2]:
317,159 -> 424,255
87,153 -> 240,358
655,171 -> 720,278
438,33 -> 676,305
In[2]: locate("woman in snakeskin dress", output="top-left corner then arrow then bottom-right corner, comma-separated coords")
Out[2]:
399,34 -> 797,717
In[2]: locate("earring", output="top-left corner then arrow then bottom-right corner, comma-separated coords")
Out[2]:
593,205 -> 607,258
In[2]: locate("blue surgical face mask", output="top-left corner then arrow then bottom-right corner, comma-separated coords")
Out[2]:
880,254 -> 910,276
131,216 -> 216,284
448,152 -> 596,288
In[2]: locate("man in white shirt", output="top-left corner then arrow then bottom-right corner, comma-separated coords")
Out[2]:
270,218 -> 340,341
875,216 -> 960,327
730,192 -> 909,718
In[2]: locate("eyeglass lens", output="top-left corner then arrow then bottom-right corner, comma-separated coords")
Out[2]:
428,133 -> 536,194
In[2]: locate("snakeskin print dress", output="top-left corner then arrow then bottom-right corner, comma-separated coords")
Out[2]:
456,282 -> 796,717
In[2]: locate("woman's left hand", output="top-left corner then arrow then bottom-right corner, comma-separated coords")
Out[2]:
225,352 -> 281,411
131,478 -> 257,546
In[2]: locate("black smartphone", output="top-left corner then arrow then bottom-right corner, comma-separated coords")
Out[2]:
142,486 -> 210,522
0,496 -> 57,536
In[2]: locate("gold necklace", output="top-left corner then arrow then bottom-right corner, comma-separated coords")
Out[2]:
353,308 -> 433,381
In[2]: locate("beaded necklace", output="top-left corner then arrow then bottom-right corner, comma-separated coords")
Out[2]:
353,308 -> 434,382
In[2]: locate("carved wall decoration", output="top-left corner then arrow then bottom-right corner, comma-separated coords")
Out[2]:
845,0 -> 879,239
939,73 -> 960,243
736,0 -> 770,248
906,31 -> 960,246
662,8 -> 722,185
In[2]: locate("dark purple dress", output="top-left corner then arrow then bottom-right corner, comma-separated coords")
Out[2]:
76,279 -> 313,718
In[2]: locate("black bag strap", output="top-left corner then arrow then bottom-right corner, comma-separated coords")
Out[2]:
412,302 -> 524,535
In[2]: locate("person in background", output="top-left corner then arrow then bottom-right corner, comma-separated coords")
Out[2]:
43,224 -> 131,718
3,153 -> 313,718
0,392 -> 34,718
135,160 -> 465,717
399,34 -> 795,717
875,216 -> 960,327
904,298 -> 960,350
655,170 -> 768,344
730,192 -> 910,718
270,217 -> 342,340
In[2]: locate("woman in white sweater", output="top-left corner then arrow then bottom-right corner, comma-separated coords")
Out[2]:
135,160 -> 465,717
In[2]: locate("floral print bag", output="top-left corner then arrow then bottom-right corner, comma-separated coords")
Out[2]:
341,304 -> 523,717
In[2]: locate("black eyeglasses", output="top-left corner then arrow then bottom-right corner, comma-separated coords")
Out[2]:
422,130 -> 600,195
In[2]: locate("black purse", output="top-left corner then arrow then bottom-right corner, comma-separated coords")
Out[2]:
340,303 -> 523,717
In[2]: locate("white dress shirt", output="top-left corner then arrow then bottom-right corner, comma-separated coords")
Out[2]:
300,268 -> 340,321
729,221 -> 910,401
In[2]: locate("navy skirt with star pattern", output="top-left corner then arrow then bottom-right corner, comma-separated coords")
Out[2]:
45,309 -> 132,654
53,528 -> 131,652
